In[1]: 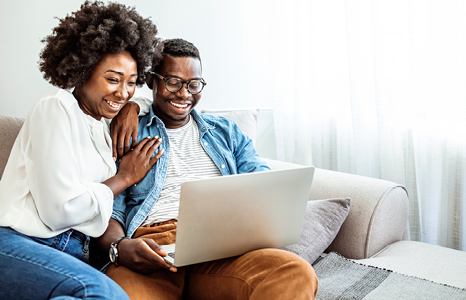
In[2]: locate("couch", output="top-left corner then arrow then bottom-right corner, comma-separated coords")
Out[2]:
2,113 -> 466,295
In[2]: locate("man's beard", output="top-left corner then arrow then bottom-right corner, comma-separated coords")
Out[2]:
159,108 -> 189,122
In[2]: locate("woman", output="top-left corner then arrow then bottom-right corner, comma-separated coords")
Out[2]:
0,1 -> 162,299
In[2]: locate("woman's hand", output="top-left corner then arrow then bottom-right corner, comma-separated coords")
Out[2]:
117,136 -> 164,187
111,102 -> 140,161
103,136 -> 163,197
118,238 -> 177,273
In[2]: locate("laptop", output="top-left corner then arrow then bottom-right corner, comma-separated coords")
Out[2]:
161,166 -> 315,267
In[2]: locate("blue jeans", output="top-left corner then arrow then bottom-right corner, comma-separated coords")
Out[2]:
0,226 -> 129,300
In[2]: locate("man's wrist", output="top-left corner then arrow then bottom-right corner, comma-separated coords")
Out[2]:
109,236 -> 129,266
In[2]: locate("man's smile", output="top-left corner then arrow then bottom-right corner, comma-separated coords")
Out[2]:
169,101 -> 189,109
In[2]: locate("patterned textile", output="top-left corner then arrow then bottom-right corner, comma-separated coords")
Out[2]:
313,252 -> 466,300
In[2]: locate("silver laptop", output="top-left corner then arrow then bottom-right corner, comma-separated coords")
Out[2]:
161,166 -> 315,267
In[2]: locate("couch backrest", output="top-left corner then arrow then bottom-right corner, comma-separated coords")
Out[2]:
0,115 -> 25,179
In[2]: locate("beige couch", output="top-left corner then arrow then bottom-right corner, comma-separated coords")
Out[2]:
1,114 -> 466,291
266,158 -> 466,290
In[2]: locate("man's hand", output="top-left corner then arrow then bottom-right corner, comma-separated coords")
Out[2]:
97,219 -> 177,274
111,102 -> 140,160
118,238 -> 177,273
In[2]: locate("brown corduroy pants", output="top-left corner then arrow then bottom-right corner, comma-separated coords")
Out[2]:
106,221 -> 318,300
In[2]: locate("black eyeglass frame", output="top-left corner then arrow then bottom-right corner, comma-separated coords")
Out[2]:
150,72 -> 207,95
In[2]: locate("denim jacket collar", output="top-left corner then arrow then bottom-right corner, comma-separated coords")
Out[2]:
144,105 -> 214,135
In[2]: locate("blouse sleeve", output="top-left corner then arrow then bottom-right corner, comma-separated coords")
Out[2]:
27,97 -> 113,234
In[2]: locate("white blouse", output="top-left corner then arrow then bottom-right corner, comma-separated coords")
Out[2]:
0,88 -> 118,238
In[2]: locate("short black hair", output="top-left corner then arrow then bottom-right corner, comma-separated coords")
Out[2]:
151,38 -> 201,73
39,0 -> 161,89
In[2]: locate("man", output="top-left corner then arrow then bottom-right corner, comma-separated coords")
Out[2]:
98,39 -> 318,299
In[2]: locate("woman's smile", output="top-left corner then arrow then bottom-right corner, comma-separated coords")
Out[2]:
105,99 -> 123,110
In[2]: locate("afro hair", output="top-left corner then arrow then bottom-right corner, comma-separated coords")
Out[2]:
152,38 -> 201,73
39,0 -> 162,89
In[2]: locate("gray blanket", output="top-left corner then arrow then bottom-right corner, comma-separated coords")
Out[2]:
313,252 -> 466,299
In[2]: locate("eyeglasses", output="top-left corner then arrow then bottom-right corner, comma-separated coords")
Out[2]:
150,72 -> 207,95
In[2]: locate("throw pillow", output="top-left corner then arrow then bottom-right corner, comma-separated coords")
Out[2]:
201,109 -> 260,145
281,197 -> 351,264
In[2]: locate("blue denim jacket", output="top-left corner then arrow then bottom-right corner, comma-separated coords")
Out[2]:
111,106 -> 270,238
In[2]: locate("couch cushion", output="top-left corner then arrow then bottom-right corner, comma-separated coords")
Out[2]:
0,115 -> 24,179
201,109 -> 259,145
281,198 -> 351,264
356,240 -> 466,289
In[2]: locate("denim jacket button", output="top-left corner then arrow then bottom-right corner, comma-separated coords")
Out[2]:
221,164 -> 225,168
204,142 -> 208,146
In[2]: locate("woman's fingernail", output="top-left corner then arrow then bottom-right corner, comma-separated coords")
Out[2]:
113,157 -> 117,161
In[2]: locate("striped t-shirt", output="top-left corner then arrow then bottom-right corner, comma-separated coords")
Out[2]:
141,115 -> 222,226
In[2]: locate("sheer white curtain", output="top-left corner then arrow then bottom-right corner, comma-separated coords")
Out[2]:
269,0 -> 466,250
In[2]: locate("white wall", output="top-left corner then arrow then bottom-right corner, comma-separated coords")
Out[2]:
0,0 -> 275,117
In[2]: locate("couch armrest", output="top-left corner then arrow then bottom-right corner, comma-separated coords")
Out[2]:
262,158 -> 409,260
0,115 -> 25,180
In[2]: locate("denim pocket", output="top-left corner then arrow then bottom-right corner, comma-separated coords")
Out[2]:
68,230 -> 90,263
